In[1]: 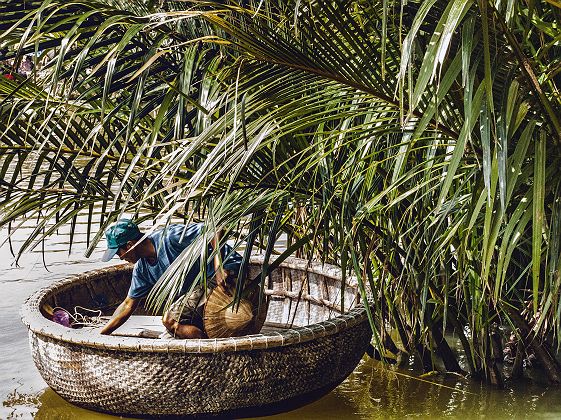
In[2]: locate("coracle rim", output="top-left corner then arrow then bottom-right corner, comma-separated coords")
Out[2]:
21,255 -> 369,353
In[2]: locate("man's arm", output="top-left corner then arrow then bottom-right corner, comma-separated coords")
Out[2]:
211,231 -> 229,291
100,296 -> 139,335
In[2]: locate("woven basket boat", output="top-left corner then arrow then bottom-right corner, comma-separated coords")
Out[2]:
21,255 -> 372,418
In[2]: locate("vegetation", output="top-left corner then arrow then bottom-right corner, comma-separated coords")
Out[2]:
2,0 -> 561,386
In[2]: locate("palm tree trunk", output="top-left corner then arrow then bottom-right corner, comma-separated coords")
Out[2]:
506,307 -> 561,384
511,340 -> 524,380
431,323 -> 464,374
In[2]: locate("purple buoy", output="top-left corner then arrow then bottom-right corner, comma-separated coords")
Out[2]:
52,309 -> 72,328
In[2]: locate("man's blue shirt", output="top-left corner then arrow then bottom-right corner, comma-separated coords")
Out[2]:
128,223 -> 242,299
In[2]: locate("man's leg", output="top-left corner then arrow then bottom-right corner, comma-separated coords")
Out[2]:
162,312 -> 205,338
162,285 -> 208,339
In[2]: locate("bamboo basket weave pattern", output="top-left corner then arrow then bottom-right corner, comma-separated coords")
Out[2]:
22,256 -> 372,418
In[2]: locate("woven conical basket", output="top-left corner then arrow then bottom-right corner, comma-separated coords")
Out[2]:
204,286 -> 254,338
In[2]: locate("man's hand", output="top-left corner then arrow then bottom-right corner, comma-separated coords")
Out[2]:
217,271 -> 236,296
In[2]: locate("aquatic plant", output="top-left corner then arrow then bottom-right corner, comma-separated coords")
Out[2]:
2,0 -> 561,385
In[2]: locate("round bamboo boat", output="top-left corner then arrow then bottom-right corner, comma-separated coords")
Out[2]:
21,255 -> 372,418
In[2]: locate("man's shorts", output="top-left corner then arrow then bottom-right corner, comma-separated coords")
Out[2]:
167,285 -> 211,331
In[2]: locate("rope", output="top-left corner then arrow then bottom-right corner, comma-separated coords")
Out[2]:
388,370 -> 476,395
53,306 -> 104,328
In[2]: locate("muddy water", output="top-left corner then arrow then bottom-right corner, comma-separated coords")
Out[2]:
3,224 -> 561,419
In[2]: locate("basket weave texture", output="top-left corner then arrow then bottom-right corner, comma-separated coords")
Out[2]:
22,256 -> 372,417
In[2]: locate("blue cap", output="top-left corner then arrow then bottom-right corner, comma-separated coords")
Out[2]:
101,219 -> 141,262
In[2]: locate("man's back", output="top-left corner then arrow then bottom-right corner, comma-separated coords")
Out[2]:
128,223 -> 241,299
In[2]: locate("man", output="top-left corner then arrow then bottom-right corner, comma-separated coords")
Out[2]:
99,219 -> 242,338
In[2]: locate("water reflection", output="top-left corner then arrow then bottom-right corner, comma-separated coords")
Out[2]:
31,386 -> 361,420
35,389 -> 121,420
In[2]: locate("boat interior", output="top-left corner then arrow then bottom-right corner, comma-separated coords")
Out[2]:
41,263 -> 360,339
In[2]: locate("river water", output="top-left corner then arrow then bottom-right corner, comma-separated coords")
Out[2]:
3,222 -> 561,419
